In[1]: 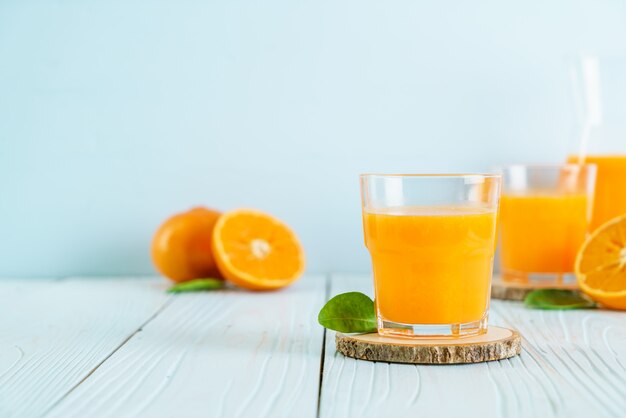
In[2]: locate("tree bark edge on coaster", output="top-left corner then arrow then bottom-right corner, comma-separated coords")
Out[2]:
335,326 -> 522,364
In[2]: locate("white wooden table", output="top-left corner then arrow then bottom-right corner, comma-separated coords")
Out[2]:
1,274 -> 625,418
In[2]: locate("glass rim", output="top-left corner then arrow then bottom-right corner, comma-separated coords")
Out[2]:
359,173 -> 501,179
496,163 -> 597,171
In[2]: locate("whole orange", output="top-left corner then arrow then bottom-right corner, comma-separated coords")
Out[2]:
151,207 -> 223,282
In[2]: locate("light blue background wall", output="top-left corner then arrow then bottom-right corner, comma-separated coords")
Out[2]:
1,1 -> 626,277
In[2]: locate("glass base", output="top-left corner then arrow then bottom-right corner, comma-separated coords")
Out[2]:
502,270 -> 577,287
377,313 -> 488,339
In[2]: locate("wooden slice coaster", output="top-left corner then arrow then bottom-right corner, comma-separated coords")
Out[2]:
491,275 -> 578,301
336,326 -> 521,365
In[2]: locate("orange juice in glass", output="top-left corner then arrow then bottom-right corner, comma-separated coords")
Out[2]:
360,174 -> 501,338
567,155 -> 626,230
499,165 -> 596,284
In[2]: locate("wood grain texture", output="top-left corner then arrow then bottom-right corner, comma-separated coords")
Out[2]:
489,301 -> 626,418
336,327 -> 521,364
319,274 -> 626,418
47,275 -> 327,418
0,277 -> 170,418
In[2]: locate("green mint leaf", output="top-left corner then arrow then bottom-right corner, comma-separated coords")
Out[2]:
318,292 -> 377,333
167,278 -> 225,293
524,289 -> 597,310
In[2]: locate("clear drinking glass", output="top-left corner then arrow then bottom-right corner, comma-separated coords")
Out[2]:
360,174 -> 501,338
499,164 -> 596,285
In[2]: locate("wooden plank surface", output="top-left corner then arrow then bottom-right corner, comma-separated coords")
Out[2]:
47,275 -> 327,418
2,274 -> 625,418
0,277 -> 170,418
319,274 -> 626,418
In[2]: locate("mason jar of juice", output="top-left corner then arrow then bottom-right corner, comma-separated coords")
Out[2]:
567,154 -> 626,231
567,55 -> 626,231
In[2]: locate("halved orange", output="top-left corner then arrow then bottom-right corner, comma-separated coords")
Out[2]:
212,209 -> 305,290
575,214 -> 626,310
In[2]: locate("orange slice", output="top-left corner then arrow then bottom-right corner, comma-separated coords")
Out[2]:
575,214 -> 626,310
212,209 -> 305,290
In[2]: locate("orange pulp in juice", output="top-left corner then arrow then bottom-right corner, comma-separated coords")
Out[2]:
499,193 -> 588,275
567,155 -> 626,230
363,206 -> 497,325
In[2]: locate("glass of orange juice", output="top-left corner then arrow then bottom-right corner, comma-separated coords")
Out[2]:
499,164 -> 596,285
360,174 -> 501,338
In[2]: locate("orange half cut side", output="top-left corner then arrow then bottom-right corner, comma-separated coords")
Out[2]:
212,209 -> 305,290
575,214 -> 626,310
